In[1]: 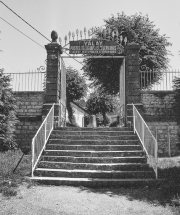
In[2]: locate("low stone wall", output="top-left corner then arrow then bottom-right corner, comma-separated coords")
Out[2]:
147,121 -> 180,157
141,91 -> 180,157
14,92 -> 44,150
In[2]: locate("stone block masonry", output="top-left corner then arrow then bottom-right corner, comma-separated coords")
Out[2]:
147,121 -> 180,157
14,92 -> 44,150
141,91 -> 180,157
142,91 -> 175,122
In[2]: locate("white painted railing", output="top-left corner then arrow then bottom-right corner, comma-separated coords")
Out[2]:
31,104 -> 55,177
132,104 -> 158,179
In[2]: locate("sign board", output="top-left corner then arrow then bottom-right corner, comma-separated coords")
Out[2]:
69,40 -> 124,55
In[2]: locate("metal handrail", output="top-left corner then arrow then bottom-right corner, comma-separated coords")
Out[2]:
31,103 -> 55,177
132,104 -> 158,179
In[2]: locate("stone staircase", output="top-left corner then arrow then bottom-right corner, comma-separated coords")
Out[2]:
32,127 -> 156,186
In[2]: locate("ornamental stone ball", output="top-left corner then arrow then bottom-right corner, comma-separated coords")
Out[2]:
51,30 -> 58,42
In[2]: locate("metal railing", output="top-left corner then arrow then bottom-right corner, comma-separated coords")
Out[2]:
140,70 -> 180,91
132,104 -> 158,179
4,70 -> 45,91
31,103 -> 55,177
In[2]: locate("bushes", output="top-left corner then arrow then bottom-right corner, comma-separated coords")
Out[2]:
0,69 -> 19,151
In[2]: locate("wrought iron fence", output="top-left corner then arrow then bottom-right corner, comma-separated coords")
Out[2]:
4,70 -> 46,91
31,104 -> 54,177
133,104 -> 158,179
140,70 -> 180,91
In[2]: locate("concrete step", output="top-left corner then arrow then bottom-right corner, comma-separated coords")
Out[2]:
55,127 -> 131,132
50,134 -> 139,140
33,126 -> 154,185
31,177 -> 159,187
38,161 -> 152,171
46,144 -> 142,151
48,139 -> 140,145
43,150 -> 145,157
34,168 -> 155,179
52,131 -> 134,136
40,156 -> 147,163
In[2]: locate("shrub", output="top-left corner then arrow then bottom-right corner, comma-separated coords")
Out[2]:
0,69 -> 19,151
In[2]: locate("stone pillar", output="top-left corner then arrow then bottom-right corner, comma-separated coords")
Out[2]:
42,31 -> 63,119
125,42 -> 142,124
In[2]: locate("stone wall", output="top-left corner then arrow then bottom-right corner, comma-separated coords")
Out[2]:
142,91 -> 175,121
148,121 -> 180,157
141,91 -> 180,157
14,92 -> 44,150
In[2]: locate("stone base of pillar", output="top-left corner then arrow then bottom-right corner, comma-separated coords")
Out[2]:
127,103 -> 144,128
42,103 -> 60,127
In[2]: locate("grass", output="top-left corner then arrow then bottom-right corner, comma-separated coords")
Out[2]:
158,156 -> 180,182
0,148 -> 180,205
0,149 -> 31,197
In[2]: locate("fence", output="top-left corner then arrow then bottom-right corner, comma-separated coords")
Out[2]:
31,103 -> 54,177
133,104 -> 158,179
140,70 -> 180,91
4,70 -> 46,91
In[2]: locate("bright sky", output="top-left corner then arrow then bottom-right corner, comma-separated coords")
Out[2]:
0,0 -> 180,74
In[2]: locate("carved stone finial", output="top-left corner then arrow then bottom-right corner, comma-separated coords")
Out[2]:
51,31 -> 58,42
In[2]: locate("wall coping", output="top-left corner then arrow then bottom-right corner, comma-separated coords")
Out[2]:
13,91 -> 44,95
141,90 -> 174,94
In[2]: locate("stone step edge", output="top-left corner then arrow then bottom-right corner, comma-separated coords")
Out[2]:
31,176 -> 158,182
53,131 -> 134,133
35,168 -> 153,173
48,139 -> 140,142
47,143 -> 139,147
41,155 -> 147,158
39,161 -> 149,166
51,135 -> 137,137
47,144 -> 141,147
55,127 -> 131,130
44,150 -> 144,153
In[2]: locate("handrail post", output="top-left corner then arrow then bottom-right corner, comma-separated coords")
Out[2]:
44,119 -> 47,145
155,140 -> 158,179
133,105 -> 135,133
53,104 -> 54,128
31,139 -> 34,177
142,121 -> 145,146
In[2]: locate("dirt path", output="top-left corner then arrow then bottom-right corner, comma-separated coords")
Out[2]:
0,184 -> 177,215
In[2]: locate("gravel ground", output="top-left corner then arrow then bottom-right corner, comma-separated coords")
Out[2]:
0,184 -> 177,215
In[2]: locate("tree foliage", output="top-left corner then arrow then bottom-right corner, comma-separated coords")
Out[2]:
83,12 -> 171,94
66,67 -> 87,123
86,88 -> 114,125
0,69 -> 19,151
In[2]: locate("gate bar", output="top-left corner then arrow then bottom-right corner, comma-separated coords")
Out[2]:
61,56 -> 125,59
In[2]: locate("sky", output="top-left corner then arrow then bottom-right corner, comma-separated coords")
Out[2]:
0,0 -> 180,74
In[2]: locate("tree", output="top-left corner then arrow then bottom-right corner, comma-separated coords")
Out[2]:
83,12 -> 172,94
0,69 -> 19,151
66,67 -> 87,123
86,87 -> 114,126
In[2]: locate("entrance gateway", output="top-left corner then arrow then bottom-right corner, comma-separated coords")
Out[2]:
59,29 -> 126,126
44,30 -> 141,128
32,31 -> 158,181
